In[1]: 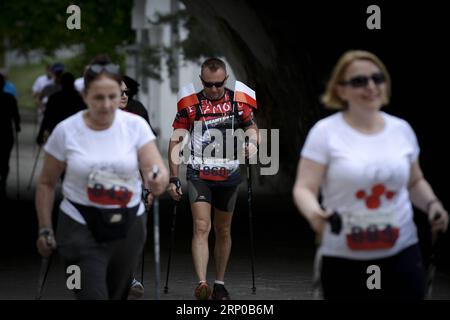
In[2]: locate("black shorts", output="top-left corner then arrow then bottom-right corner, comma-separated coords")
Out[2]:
187,179 -> 239,212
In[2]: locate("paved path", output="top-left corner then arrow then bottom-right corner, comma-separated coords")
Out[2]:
2,110 -> 450,300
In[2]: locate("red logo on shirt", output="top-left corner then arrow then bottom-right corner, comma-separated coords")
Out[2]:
355,184 -> 396,209
347,183 -> 400,250
87,184 -> 132,207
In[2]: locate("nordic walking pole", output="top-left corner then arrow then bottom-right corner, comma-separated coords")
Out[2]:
426,213 -> 443,300
139,170 -> 147,285
35,232 -> 55,300
140,189 -> 147,284
246,163 -> 256,294
152,165 -> 161,300
32,107 -> 39,156
28,146 -> 42,190
141,245 -> 145,284
164,180 -> 181,294
163,201 -> 177,294
15,129 -> 20,200
35,255 -> 52,300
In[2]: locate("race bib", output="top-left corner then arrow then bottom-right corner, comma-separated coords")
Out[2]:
344,209 -> 400,251
199,164 -> 229,181
87,170 -> 135,207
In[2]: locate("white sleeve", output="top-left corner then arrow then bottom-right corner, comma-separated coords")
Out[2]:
300,121 -> 330,165
43,123 -> 67,162
32,77 -> 41,94
135,116 -> 156,149
402,120 -> 420,163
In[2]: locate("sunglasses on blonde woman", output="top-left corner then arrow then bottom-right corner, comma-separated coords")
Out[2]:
340,72 -> 386,88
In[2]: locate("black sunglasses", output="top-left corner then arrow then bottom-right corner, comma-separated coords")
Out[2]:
340,72 -> 386,88
121,89 -> 129,97
200,77 -> 227,88
88,64 -> 120,75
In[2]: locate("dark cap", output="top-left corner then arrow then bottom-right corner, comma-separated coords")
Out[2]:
51,63 -> 65,73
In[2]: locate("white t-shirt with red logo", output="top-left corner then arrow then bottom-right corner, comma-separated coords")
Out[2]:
44,109 -> 155,224
301,111 -> 420,260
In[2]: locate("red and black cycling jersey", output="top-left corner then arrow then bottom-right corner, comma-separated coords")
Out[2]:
172,88 -> 256,185
173,89 -> 254,131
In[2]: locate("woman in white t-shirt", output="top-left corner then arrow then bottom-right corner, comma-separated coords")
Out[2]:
35,55 -> 169,300
293,50 -> 448,299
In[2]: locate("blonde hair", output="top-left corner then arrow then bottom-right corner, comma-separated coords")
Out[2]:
321,50 -> 391,109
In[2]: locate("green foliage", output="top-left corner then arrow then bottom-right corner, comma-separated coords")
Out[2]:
0,1 -> 225,82
63,51 -> 126,78
0,0 -> 134,63
146,9 -> 223,77
180,15 -> 223,61
8,61 -> 47,109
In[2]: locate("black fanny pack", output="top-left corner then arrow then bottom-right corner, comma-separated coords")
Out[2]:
69,200 -> 140,243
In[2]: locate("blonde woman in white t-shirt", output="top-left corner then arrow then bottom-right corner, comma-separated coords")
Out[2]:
35,55 -> 169,300
293,50 -> 448,299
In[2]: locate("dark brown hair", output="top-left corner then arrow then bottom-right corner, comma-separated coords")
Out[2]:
201,57 -> 227,74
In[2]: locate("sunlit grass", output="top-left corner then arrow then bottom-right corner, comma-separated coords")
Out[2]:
9,62 -> 47,110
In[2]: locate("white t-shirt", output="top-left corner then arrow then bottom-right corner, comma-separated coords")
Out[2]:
32,74 -> 54,94
74,77 -> 84,92
301,111 -> 420,260
44,109 -> 156,224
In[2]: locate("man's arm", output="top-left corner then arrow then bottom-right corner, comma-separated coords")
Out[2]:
245,123 -> 259,143
167,129 -> 189,201
168,129 -> 189,177
243,123 -> 259,159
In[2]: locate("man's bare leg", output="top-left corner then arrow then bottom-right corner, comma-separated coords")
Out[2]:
213,208 -> 233,281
